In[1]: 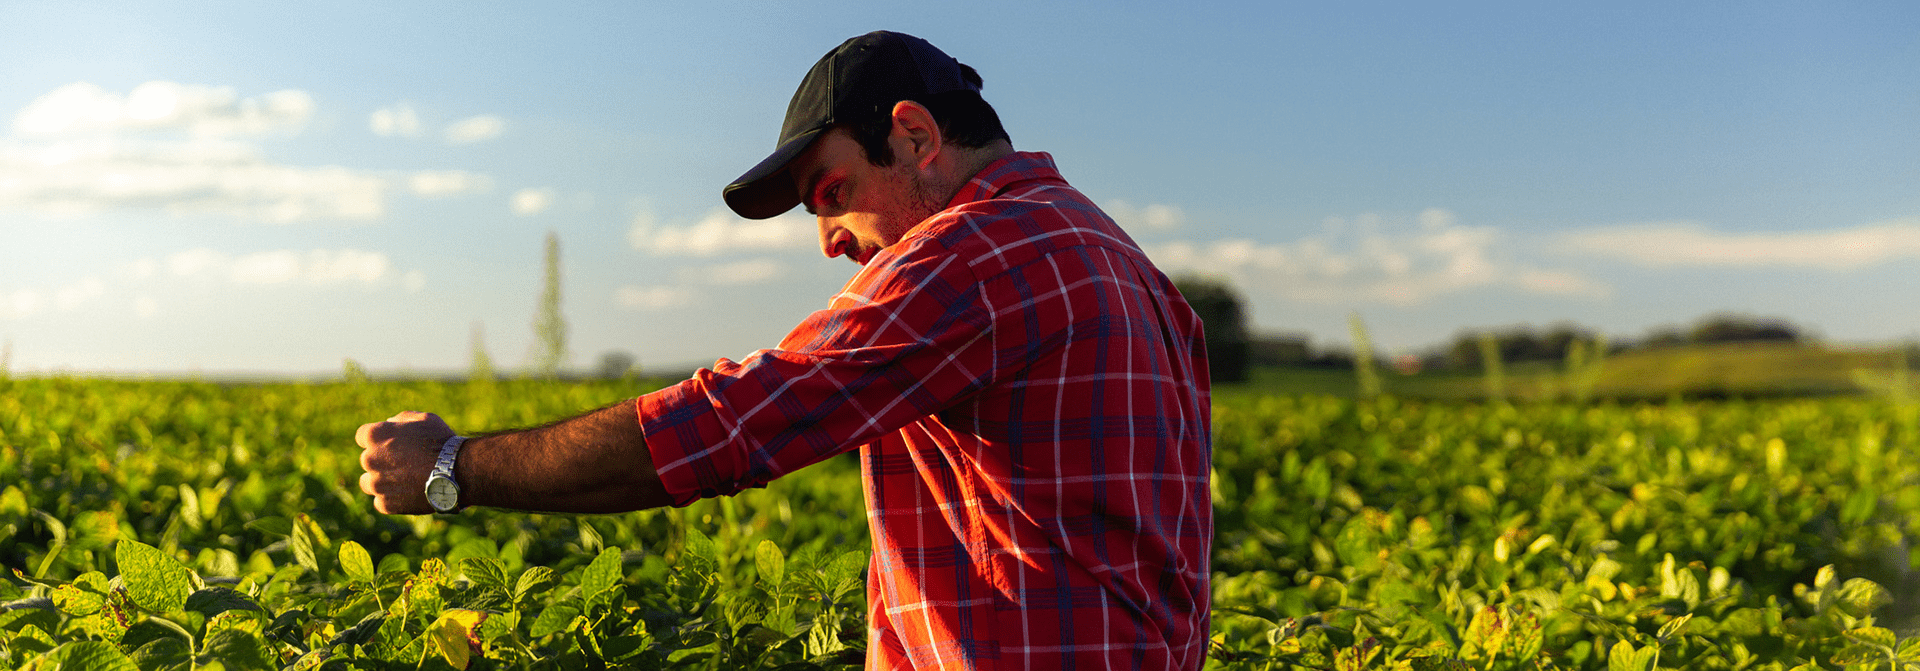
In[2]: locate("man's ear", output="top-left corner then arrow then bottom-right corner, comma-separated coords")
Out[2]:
888,101 -> 941,169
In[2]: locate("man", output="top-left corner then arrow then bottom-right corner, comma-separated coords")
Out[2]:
357,31 -> 1212,670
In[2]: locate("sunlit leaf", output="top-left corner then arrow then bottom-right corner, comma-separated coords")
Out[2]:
116,540 -> 193,613
184,586 -> 260,618
339,540 -> 375,582
530,604 -> 581,639
52,572 -> 109,616
756,539 -> 787,586
427,609 -> 488,668
460,556 -> 509,591
514,565 -> 557,602
580,546 -> 623,605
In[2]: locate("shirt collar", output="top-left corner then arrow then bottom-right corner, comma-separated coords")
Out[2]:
942,151 -> 1061,211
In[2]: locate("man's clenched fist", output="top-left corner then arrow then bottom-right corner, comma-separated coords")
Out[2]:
356,411 -> 456,515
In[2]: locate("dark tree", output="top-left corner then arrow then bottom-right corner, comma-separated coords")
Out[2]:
1172,275 -> 1251,383
598,351 -> 637,380
1689,314 -> 1802,344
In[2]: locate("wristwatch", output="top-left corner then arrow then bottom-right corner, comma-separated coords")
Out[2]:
424,435 -> 467,513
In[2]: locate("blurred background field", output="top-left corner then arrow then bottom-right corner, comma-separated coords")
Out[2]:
1231,341 -> 1916,401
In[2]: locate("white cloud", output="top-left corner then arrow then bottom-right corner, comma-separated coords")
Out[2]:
2,276 -> 110,318
614,285 -> 696,311
444,115 -> 504,144
1145,208 -> 1610,306
611,258 -> 788,313
2,289 -> 43,319
1105,200 -> 1186,231
54,277 -> 106,311
408,170 -> 491,198
167,248 -> 227,277
688,259 -> 786,286
369,103 -> 421,137
3,249 -> 418,322
1560,218 -> 1920,270
0,136 -> 389,221
1,82 -> 498,223
511,187 -> 555,216
163,248 -> 403,286
628,207 -> 815,256
15,81 -> 312,137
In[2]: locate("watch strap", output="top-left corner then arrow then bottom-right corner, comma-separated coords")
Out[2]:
431,435 -> 467,479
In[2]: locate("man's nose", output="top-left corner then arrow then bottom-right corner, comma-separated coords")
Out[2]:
819,220 -> 848,258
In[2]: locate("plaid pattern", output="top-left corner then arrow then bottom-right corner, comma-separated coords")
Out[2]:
638,152 -> 1212,670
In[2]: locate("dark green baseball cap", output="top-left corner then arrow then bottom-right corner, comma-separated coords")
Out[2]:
722,31 -> 981,220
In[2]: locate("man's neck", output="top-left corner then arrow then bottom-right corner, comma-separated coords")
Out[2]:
934,140 -> 1016,203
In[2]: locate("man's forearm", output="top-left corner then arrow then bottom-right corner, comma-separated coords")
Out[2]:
456,400 -> 674,513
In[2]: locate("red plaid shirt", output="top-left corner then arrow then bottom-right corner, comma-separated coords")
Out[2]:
638,152 -> 1212,670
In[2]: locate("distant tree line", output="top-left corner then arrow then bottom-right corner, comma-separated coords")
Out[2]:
1169,275 -> 1831,383
1431,314 -> 1807,371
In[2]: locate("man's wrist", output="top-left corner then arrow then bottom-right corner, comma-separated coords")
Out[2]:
425,435 -> 467,513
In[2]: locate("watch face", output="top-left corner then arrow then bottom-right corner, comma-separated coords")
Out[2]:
425,475 -> 460,512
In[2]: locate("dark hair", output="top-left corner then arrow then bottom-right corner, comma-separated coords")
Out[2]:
845,64 -> 1010,167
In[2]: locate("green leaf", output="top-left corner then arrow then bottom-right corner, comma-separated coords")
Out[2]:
579,546 -> 623,605
683,528 -> 717,569
1333,516 -> 1382,572
1657,613 -> 1693,642
40,640 -> 140,671
0,486 -> 26,516
1839,578 -> 1892,617
825,550 -> 866,598
530,604 -> 581,638
1632,646 -> 1659,671
427,609 -> 487,669
201,628 -> 275,669
1848,626 -> 1898,651
29,509 -> 68,580
330,612 -> 387,649
377,552 -> 412,575
184,586 -> 261,617
756,539 -> 787,587
13,623 -> 57,654
119,617 -> 193,654
1608,640 -> 1642,671
245,516 -> 292,537
126,640 -> 191,671
447,537 -> 499,567
339,540 -> 375,582
1587,556 -> 1623,585
116,539 -> 193,613
1897,635 -> 1920,662
52,572 -> 109,616
806,615 -> 848,658
461,557 -> 510,591
176,483 -> 202,531
289,516 -> 320,574
478,610 -> 519,644
514,566 -> 557,602
365,612 -> 415,660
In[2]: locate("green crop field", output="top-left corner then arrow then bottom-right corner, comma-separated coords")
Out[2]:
2,376 -> 1918,669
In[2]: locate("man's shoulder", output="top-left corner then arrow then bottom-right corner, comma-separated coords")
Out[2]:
920,185 -> 1146,277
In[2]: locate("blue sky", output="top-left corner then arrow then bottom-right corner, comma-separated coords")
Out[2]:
2,1 -> 1916,376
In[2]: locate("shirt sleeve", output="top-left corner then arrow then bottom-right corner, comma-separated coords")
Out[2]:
635,234 -> 996,506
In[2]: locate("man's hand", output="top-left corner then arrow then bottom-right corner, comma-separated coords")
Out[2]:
357,411 -> 456,515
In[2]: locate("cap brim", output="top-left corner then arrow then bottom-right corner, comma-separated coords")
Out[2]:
723,127 -> 824,220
